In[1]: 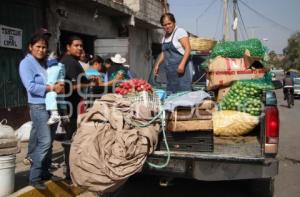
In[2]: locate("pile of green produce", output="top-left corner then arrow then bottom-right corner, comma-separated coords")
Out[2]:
219,73 -> 274,116
210,38 -> 267,59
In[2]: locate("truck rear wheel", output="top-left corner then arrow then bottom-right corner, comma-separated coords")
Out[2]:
249,178 -> 274,197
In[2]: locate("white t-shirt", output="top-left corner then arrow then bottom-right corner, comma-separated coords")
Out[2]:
161,27 -> 188,55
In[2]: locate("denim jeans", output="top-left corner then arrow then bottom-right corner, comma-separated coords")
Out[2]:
27,125 -> 36,158
29,104 -> 57,182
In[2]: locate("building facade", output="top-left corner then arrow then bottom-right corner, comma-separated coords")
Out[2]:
0,0 -> 166,127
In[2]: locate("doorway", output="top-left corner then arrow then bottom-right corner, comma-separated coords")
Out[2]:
59,30 -> 95,57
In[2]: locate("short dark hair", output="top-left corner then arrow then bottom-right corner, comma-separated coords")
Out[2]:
90,55 -> 103,65
160,13 -> 176,25
66,35 -> 82,47
104,58 -> 113,65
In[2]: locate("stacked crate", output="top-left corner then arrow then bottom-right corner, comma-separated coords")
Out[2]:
160,99 -> 215,152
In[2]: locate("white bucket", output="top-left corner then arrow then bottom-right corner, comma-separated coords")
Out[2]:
0,155 -> 16,197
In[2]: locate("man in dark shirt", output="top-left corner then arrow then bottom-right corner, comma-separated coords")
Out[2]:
282,71 -> 294,104
60,35 -> 89,180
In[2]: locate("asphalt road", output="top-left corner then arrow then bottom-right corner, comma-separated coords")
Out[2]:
113,90 -> 300,197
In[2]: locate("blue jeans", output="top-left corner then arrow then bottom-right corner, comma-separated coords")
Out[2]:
29,104 -> 57,182
27,126 -> 36,158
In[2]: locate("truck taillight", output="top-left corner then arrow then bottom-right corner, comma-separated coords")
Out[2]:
265,107 -> 279,144
265,107 -> 279,154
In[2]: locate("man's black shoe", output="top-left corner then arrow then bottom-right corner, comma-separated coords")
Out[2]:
30,181 -> 47,190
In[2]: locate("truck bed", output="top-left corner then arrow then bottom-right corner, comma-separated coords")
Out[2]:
152,136 -> 263,162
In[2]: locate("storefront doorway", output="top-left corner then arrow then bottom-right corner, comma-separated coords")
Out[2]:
59,30 -> 95,57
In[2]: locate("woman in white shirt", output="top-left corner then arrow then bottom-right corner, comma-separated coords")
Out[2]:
154,13 -> 192,94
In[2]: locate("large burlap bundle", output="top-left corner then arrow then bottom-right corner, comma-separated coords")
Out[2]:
70,94 -> 160,193
213,110 -> 259,136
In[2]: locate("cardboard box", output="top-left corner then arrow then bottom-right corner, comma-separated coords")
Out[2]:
207,56 -> 265,90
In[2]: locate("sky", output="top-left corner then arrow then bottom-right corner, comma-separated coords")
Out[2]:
168,0 -> 300,54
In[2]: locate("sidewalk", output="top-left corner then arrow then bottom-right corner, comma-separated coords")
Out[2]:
14,140 -> 64,191
13,140 -> 95,196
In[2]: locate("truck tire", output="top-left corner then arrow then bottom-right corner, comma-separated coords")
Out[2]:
249,178 -> 274,197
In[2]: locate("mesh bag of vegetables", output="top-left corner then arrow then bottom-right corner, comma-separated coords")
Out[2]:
213,110 -> 259,136
219,73 -> 274,116
210,38 -> 267,59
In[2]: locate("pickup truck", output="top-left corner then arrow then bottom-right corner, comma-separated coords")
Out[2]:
144,53 -> 281,197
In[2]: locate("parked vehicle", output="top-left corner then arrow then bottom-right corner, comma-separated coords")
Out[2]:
293,78 -> 300,96
145,53 -> 280,197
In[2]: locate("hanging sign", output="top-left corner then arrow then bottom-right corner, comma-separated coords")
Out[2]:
0,25 -> 22,49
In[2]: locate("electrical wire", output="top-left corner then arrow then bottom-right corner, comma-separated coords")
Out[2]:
213,0 -> 223,39
237,2 -> 249,39
239,0 -> 295,33
238,23 -> 246,40
196,0 -> 218,21
196,0 -> 219,35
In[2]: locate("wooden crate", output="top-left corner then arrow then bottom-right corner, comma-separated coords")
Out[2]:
168,100 -> 215,121
167,119 -> 213,132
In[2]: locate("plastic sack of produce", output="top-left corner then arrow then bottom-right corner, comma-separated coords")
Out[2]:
213,110 -> 259,136
219,73 -> 274,116
210,38 -> 267,59
207,56 -> 265,90
0,119 -> 15,139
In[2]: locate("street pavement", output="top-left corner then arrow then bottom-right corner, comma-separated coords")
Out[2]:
14,141 -> 64,191
13,90 -> 300,197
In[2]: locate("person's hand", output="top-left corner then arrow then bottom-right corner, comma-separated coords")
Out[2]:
53,82 -> 64,94
154,64 -> 160,76
177,64 -> 185,74
89,76 -> 99,86
115,73 -> 124,81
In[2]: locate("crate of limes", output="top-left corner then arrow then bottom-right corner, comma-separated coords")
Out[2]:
219,77 -> 273,116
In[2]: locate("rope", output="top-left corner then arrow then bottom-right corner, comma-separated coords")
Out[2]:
124,92 -> 193,169
146,108 -> 171,169
124,102 -> 171,169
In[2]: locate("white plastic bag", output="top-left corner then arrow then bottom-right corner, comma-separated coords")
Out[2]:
15,121 -> 32,142
0,119 -> 16,139
56,121 -> 66,135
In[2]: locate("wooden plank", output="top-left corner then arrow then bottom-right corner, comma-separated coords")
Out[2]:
167,120 -> 213,132
168,109 -> 213,121
198,99 -> 215,109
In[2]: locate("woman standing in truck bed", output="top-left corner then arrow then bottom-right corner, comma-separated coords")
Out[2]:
153,13 -> 192,94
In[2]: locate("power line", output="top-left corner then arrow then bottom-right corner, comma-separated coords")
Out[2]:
196,0 -> 219,35
213,0 -> 223,39
237,2 -> 249,39
196,0 -> 219,21
239,0 -> 295,33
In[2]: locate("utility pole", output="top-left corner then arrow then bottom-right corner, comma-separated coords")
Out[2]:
233,0 -> 238,41
223,0 -> 229,41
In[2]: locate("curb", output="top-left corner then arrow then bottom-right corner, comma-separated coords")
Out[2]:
7,180 -> 86,197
